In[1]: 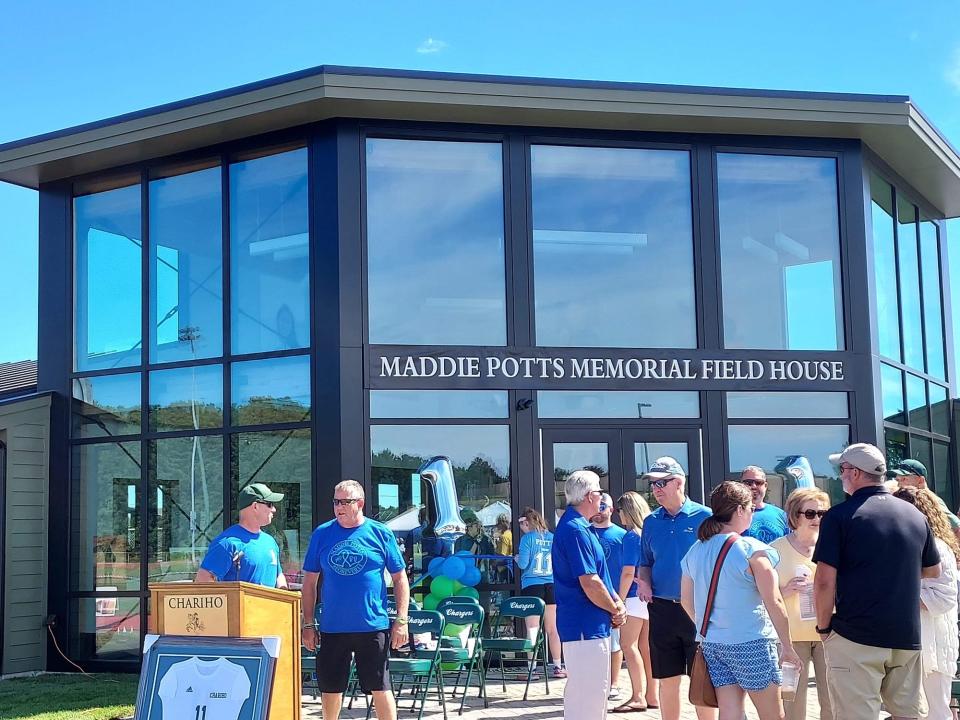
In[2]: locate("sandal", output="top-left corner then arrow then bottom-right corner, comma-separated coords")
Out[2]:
611,700 -> 648,713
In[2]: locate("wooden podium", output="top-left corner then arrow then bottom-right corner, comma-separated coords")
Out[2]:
149,582 -> 302,720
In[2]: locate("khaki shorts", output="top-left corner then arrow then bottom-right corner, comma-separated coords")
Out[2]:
823,632 -> 925,720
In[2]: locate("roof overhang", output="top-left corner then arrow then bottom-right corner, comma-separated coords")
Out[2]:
2,65 -> 960,215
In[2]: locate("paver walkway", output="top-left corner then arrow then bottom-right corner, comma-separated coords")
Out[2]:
301,675 -> 825,719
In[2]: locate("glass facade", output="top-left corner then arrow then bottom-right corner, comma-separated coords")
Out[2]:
871,169 -> 952,512
68,149 -> 314,663
57,120 -> 956,666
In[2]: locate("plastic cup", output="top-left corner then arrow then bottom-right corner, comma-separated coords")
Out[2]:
780,662 -> 800,700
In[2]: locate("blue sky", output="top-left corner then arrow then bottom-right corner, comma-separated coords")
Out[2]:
3,1 -> 960,364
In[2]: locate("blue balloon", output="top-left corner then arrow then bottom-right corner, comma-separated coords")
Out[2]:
461,565 -> 482,587
441,556 -> 466,581
428,556 -> 446,577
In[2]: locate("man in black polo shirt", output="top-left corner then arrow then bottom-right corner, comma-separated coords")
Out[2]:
813,443 -> 941,720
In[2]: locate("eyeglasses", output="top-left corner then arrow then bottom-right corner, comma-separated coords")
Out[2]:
333,498 -> 361,506
255,501 -> 276,509
839,463 -> 857,474
738,478 -> 766,487
796,509 -> 827,520
648,477 -> 677,490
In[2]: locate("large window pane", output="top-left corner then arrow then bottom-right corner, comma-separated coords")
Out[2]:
552,442 -> 611,520
231,355 -> 311,426
72,373 -> 141,439
71,442 -> 141,591
719,154 -> 842,350
920,220 -> 946,379
872,174 -> 900,360
74,185 -> 142,371
149,365 -> 223,432
230,148 -> 309,355
931,383 -> 950,436
537,391 -> 699,418
148,436 -> 224,583
727,424 -> 849,506
70,597 -> 141,662
149,165 -> 223,363
366,139 -> 506,345
233,429 -> 312,584
532,145 -> 695,347
881,364 -> 905,426
370,425 -> 511,586
898,197 -> 923,370
726,392 -> 848,419
370,391 -> 509,419
906,373 -> 929,430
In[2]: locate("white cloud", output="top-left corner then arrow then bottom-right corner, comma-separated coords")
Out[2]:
417,38 -> 448,54
946,48 -> 960,93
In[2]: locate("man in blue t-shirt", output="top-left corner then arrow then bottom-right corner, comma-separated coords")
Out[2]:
738,466 -> 789,544
552,471 -> 626,720
590,493 -> 628,700
300,480 -> 410,720
195,483 -> 287,588
635,457 -> 714,720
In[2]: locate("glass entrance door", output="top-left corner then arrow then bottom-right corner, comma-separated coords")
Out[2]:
541,427 -> 702,526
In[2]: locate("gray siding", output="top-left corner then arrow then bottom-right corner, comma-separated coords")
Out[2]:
0,395 -> 50,675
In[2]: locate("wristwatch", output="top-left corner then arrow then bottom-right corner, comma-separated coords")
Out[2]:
395,616 -> 409,626
301,623 -> 316,630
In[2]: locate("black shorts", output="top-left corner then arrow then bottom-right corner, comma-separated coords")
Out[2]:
522,583 -> 555,605
317,630 -> 391,693
648,598 -> 698,679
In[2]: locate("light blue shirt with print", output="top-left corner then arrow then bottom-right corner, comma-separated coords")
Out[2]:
680,533 -> 779,645
517,531 -> 554,588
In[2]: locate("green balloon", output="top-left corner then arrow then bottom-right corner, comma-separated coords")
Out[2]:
455,587 -> 480,600
442,623 -> 467,638
423,593 -> 442,611
452,580 -> 465,592
431,576 -> 455,599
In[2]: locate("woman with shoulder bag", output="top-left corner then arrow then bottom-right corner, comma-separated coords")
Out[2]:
680,481 -> 800,720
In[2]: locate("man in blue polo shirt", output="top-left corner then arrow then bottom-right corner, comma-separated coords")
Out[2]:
635,458 -> 714,720
195,482 -> 287,588
552,470 -> 626,720
300,480 -> 410,720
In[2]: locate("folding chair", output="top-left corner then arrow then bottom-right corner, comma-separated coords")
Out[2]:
438,601 -> 488,715
370,610 -> 448,720
482,595 -> 548,700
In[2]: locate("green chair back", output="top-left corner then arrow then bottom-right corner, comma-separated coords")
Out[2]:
500,595 -> 545,618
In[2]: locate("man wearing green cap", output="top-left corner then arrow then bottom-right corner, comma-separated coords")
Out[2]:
890,459 -> 960,539
195,482 -> 287,588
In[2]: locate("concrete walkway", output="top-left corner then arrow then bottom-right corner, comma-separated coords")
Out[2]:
301,675 -> 826,719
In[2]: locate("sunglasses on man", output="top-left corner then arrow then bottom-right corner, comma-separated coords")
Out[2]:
333,498 -> 361,506
738,478 -> 766,487
648,477 -> 678,490
254,501 -> 276,509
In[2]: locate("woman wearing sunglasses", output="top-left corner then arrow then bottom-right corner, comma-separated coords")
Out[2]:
769,488 -> 832,720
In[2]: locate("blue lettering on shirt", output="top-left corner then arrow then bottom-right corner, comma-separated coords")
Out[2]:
551,507 -> 615,642
639,498 -> 712,601
200,525 -> 281,588
303,518 -> 404,633
517,531 -> 554,588
742,504 -> 789,544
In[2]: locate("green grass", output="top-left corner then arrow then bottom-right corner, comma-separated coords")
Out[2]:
0,673 -> 137,720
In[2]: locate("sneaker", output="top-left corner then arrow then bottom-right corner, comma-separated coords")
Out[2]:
608,687 -> 622,700
550,664 -> 568,678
